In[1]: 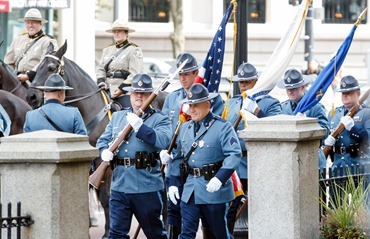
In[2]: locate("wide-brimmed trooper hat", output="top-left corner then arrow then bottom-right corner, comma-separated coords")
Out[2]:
338,75 -> 360,92
18,8 -> 48,24
105,19 -> 135,33
181,84 -> 218,105
35,74 -> 73,91
170,53 -> 200,74
232,63 -> 259,82
122,74 -> 153,93
277,68 -> 317,89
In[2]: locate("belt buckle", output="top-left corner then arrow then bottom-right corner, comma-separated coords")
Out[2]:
193,168 -> 201,177
124,157 -> 131,167
340,146 -> 346,154
192,142 -> 198,148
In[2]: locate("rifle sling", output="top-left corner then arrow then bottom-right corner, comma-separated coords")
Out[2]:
104,42 -> 132,72
38,108 -> 64,132
15,33 -> 45,72
183,119 -> 215,164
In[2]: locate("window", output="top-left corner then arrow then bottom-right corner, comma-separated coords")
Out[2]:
129,0 -> 169,23
323,0 -> 367,24
224,0 -> 266,23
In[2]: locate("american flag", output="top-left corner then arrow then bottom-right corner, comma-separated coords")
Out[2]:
194,2 -> 234,93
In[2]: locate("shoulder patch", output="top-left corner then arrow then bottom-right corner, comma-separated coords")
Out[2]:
134,48 -> 143,59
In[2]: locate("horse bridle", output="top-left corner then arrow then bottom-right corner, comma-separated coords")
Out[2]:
42,54 -> 112,134
43,54 -> 99,103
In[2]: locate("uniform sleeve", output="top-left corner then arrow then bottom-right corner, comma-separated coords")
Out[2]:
257,97 -> 282,118
136,113 -> 171,149
96,113 -> 116,150
215,121 -> 242,184
126,46 -> 143,82
73,108 -> 88,135
23,112 -> 31,133
96,48 -> 108,81
4,39 -> 17,69
211,94 -> 225,116
310,103 -> 330,141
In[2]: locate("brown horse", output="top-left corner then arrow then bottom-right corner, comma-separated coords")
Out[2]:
0,59 -> 28,102
0,90 -> 32,136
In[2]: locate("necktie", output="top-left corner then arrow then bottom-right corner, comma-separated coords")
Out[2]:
194,122 -> 200,137
292,102 -> 297,112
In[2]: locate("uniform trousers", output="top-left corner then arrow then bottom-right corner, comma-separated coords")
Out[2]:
165,176 -> 183,226
179,194 -> 232,239
109,189 -> 167,239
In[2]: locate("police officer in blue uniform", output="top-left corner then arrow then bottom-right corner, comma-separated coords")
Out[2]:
160,52 -> 224,238
168,84 -> 241,239
224,62 -> 282,234
96,73 -> 171,239
324,75 -> 370,168
23,74 -> 87,134
279,68 -> 330,169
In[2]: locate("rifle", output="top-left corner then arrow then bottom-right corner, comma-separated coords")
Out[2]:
88,59 -> 188,189
323,88 -> 370,158
160,120 -> 182,172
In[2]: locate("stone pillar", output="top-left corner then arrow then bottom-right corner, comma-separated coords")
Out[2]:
239,115 -> 326,239
0,130 -> 98,239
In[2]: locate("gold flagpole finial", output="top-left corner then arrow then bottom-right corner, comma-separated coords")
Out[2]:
355,7 -> 367,27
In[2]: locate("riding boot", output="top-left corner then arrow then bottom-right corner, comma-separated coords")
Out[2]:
201,227 -> 216,239
167,224 -> 181,239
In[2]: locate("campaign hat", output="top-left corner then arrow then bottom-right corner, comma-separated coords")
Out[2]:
105,19 -> 135,33
18,8 -> 48,24
181,84 -> 218,105
35,74 -> 73,91
338,75 -> 360,92
232,63 -> 259,82
277,68 -> 316,89
170,53 -> 200,74
122,74 -> 153,93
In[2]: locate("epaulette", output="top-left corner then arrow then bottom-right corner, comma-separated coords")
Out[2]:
213,114 -> 226,123
45,34 -> 55,39
129,42 -> 139,47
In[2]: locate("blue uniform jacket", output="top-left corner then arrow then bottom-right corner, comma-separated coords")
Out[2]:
327,105 -> 370,167
226,94 -> 282,179
96,107 -> 171,193
170,112 -> 241,204
162,87 -> 225,178
281,98 -> 330,139
23,99 -> 87,135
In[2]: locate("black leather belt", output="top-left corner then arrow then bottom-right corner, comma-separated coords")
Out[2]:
116,157 -> 138,167
334,144 -> 360,156
106,71 -> 129,79
188,161 -> 222,180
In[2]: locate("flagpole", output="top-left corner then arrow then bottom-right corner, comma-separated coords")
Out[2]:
233,0 -> 248,96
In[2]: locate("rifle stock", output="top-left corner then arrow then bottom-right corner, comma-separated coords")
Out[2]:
89,59 -> 188,189
323,88 -> 370,158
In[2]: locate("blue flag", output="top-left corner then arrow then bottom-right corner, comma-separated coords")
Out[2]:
194,2 -> 234,93
293,24 -> 358,115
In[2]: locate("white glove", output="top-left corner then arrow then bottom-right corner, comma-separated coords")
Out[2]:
242,97 -> 258,114
126,112 -> 143,132
97,82 -> 108,90
324,135 -> 336,146
206,177 -> 222,193
160,150 -> 173,165
340,116 -> 354,131
168,186 -> 180,205
101,149 -> 114,162
296,112 -> 306,117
